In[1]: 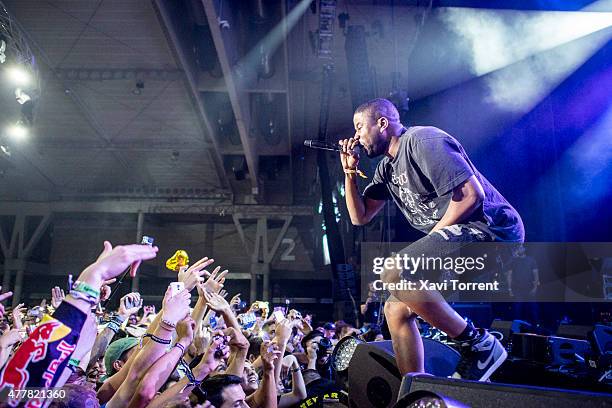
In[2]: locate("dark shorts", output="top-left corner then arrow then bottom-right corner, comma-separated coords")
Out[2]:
398,223 -> 493,282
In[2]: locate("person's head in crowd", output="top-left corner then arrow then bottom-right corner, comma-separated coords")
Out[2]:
323,322 -> 336,340
128,313 -> 138,325
362,324 -> 384,342
338,322 -> 356,339
197,374 -> 247,408
261,320 -> 275,340
48,383 -> 99,408
240,361 -> 259,395
302,330 -> 332,365
247,336 -> 263,362
87,356 -> 106,384
104,336 -> 139,376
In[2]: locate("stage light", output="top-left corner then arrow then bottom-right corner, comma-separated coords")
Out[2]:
6,65 -> 31,86
0,144 -> 10,157
7,122 -> 27,140
0,39 -> 6,64
14,88 -> 31,104
394,390 -> 468,408
331,335 -> 364,389
438,4 -> 612,112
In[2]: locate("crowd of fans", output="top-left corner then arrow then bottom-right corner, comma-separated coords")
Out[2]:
0,241 -> 386,408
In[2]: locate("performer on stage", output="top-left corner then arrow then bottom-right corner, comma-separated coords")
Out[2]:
338,98 -> 524,381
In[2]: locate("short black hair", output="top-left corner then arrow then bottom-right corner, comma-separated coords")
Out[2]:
301,329 -> 324,350
197,374 -> 243,407
354,98 -> 400,124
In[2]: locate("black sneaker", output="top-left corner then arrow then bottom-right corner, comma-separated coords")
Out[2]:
451,329 -> 507,381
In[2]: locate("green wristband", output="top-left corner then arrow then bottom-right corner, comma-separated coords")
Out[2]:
73,281 -> 101,298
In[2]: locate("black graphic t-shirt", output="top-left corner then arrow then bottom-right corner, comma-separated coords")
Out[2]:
363,126 -> 524,242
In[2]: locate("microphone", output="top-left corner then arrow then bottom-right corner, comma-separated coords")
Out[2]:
304,140 -> 360,152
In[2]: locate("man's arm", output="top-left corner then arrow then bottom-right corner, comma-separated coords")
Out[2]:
128,317 -> 195,408
278,355 -> 307,408
107,287 -> 190,408
340,137 -> 386,225
247,342 -> 280,408
345,173 -> 386,225
88,293 -> 142,372
430,175 -> 484,233
147,335 -> 225,408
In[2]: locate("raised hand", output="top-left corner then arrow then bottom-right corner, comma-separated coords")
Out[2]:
161,286 -> 191,326
260,341 -> 282,372
99,278 -> 116,302
219,289 -> 228,299
118,292 -> 143,319
79,241 -> 158,286
198,332 -> 228,372
229,293 -> 241,309
201,266 -> 228,295
179,257 -> 215,292
0,288 -> 13,319
0,328 -> 22,349
11,303 -> 26,330
202,289 -> 231,314
274,318 -> 292,345
176,316 -> 196,344
222,327 -> 248,351
51,286 -> 65,309
339,136 -> 361,171
142,305 -> 155,316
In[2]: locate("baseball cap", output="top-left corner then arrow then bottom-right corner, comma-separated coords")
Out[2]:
104,337 -> 139,375
323,322 -> 336,331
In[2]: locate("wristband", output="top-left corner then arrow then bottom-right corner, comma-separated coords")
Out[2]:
106,321 -> 121,334
290,366 -> 301,373
69,289 -> 98,306
72,281 -> 101,298
161,317 -> 177,329
141,333 -> 172,347
174,342 -> 186,355
344,168 -> 368,179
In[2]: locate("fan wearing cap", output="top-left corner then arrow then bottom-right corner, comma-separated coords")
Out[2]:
104,337 -> 139,378
322,322 -> 336,342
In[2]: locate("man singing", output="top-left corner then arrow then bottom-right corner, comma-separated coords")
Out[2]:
339,98 -> 524,381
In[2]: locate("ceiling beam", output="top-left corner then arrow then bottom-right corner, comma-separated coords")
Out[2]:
0,200 -> 313,217
201,0 -> 260,194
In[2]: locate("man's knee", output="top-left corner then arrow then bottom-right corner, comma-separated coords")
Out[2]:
384,296 -> 417,322
380,265 -> 401,285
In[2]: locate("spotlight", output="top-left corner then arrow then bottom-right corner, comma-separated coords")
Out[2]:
6,65 -> 31,86
394,390 -> 469,408
0,144 -> 10,157
0,38 -> 6,64
331,335 -> 363,389
7,122 -> 27,140
14,88 -> 31,104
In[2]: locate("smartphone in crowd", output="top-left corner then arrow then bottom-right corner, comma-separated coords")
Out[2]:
273,310 -> 285,322
169,282 -> 185,297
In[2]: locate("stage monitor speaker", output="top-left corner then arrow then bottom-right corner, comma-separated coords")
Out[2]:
490,319 -> 532,347
590,324 -> 612,355
556,324 -> 593,340
396,374 -> 612,408
348,339 -> 460,408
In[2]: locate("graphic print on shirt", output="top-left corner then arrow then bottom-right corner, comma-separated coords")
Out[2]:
392,171 -> 438,227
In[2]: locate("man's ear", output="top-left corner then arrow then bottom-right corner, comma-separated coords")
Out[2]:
113,360 -> 124,373
378,117 -> 389,133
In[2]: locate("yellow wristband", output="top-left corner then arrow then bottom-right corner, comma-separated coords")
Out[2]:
344,168 -> 368,179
